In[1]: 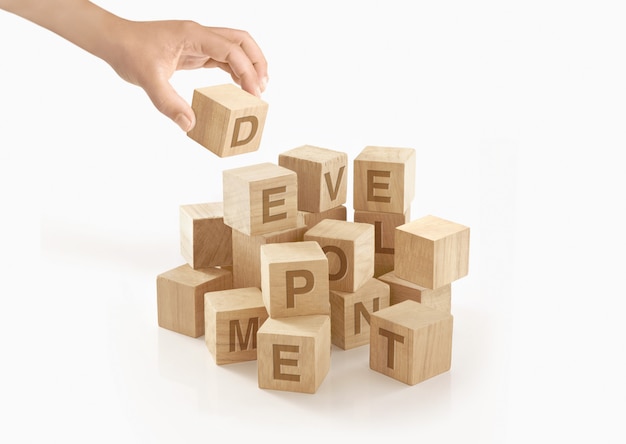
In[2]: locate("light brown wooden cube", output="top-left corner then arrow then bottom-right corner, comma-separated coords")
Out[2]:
257,315 -> 331,394
369,300 -> 453,386
223,162 -> 298,236
278,145 -> 348,213
395,215 -> 470,289
330,278 -> 390,350
377,271 -> 451,313
180,202 -> 232,269
353,208 -> 411,277
353,146 -> 416,214
297,205 -> 347,231
231,224 -> 307,289
204,287 -> 269,365
187,83 -> 268,157
303,219 -> 374,293
156,264 -> 232,337
260,241 -> 329,318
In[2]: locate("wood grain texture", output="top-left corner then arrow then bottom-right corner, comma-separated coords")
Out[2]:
156,264 -> 233,338
278,145 -> 348,212
395,215 -> 470,289
223,162 -> 298,236
369,300 -> 453,386
353,146 -> 416,214
257,315 -> 331,394
377,271 -> 452,313
179,202 -> 232,269
187,83 -> 268,157
204,287 -> 269,365
297,205 -> 347,231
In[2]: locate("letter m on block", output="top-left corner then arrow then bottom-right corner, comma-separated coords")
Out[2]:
229,317 -> 260,352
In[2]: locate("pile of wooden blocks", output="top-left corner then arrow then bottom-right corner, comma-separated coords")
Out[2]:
156,85 -> 470,394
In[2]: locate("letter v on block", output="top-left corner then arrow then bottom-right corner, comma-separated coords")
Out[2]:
324,166 -> 345,201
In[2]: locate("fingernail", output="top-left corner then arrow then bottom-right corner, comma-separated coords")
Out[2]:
175,114 -> 193,132
260,76 -> 268,92
254,86 -> 262,98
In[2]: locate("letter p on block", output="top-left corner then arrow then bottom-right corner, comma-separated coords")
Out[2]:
187,83 -> 268,157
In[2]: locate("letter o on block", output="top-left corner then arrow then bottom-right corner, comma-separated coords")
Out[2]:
260,241 -> 329,318
187,83 -> 268,157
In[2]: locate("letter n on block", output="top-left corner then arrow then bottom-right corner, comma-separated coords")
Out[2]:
369,300 -> 453,386
187,83 -> 268,157
303,219 -> 374,292
278,145 -> 348,213
223,162 -> 297,236
257,315 -> 331,394
329,278 -> 390,350
204,287 -> 269,365
353,146 -> 416,214
260,241 -> 329,318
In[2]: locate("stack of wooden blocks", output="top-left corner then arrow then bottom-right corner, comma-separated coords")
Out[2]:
156,84 -> 470,394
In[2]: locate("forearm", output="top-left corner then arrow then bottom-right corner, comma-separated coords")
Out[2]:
0,0 -> 125,62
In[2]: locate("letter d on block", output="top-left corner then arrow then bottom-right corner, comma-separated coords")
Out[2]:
231,116 -> 259,148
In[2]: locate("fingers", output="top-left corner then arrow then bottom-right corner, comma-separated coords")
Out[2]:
197,26 -> 269,97
142,76 -> 196,132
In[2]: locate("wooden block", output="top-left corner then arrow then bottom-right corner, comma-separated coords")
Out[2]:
297,205 -> 347,231
329,278 -> 390,350
353,208 -> 411,277
223,162 -> 297,236
395,215 -> 470,289
260,241 -> 329,318
377,271 -> 451,313
353,146 -> 416,214
156,264 -> 232,338
278,145 -> 348,212
179,202 -> 232,269
303,219 -> 374,293
257,315 -> 331,394
231,224 -> 307,289
187,83 -> 268,157
204,287 -> 269,365
369,300 -> 453,386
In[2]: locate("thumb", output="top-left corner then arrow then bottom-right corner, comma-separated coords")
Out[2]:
142,77 -> 196,132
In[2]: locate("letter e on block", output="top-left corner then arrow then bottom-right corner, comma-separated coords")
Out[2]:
260,241 -> 329,318
223,163 -> 297,236
257,315 -> 331,394
187,83 -> 268,157
369,300 -> 453,385
353,146 -> 416,214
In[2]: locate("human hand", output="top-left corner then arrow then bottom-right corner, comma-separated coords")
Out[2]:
103,20 -> 269,132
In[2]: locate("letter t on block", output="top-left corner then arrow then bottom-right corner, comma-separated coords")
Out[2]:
369,300 -> 453,386
187,83 -> 268,157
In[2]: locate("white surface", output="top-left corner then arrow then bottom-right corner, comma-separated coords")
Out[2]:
1,1 -> 625,442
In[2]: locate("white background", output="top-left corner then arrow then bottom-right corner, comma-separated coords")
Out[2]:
1,1 -> 625,442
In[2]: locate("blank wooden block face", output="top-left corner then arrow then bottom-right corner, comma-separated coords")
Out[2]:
156,265 -> 233,338
260,241 -> 329,318
297,205 -> 347,231
180,202 -> 232,269
223,163 -> 297,236
231,224 -> 307,289
303,219 -> 374,293
278,145 -> 348,213
353,208 -> 411,277
330,278 -> 390,350
377,271 -> 451,313
353,146 -> 416,214
370,300 -> 453,386
187,83 -> 268,157
257,315 -> 331,394
204,287 -> 269,365
395,215 -> 470,289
